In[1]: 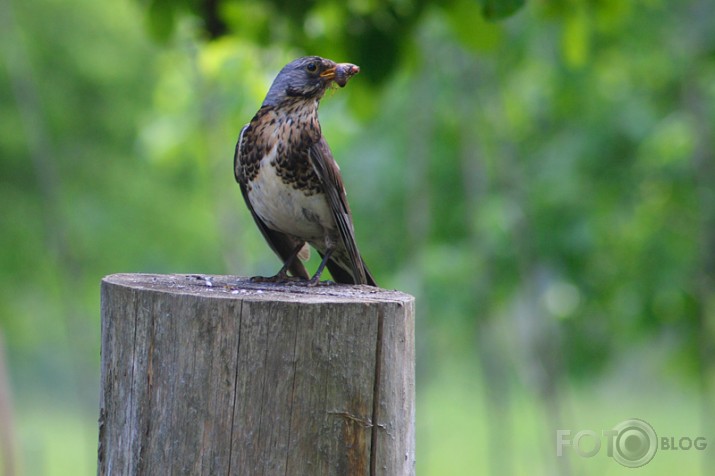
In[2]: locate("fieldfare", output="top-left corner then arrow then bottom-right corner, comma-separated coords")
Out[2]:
234,56 -> 376,286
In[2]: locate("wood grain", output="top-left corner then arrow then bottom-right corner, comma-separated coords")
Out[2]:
98,273 -> 414,475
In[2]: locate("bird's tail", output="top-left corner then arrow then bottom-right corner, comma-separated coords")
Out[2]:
323,254 -> 377,286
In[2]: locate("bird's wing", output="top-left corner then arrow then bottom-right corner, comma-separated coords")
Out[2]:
308,137 -> 376,286
234,126 -> 310,279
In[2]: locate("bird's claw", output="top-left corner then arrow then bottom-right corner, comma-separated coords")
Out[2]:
249,274 -> 305,284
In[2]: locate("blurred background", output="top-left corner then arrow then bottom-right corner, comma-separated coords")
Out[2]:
1,0 -> 714,474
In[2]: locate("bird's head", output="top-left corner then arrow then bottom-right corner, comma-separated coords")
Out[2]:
263,56 -> 360,107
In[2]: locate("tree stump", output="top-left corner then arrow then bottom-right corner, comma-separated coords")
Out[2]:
98,273 -> 415,475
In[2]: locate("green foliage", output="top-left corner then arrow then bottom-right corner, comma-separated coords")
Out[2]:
2,0 -> 715,474
479,0 -> 525,20
142,0 -> 526,83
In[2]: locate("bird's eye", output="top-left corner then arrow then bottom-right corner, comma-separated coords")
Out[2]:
306,62 -> 317,72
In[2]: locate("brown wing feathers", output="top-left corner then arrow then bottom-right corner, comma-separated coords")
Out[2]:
308,139 -> 376,285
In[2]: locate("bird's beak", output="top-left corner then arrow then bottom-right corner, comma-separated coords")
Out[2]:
320,63 -> 360,87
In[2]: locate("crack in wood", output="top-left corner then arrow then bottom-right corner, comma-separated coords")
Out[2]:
370,306 -> 385,476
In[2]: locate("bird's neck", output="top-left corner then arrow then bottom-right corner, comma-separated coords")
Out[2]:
274,98 -> 322,141
272,97 -> 320,117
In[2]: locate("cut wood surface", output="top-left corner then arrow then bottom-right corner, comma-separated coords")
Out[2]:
98,273 -> 415,475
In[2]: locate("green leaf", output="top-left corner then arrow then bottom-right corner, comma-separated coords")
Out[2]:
146,0 -> 177,42
478,0 -> 526,20
448,0 -> 504,51
562,7 -> 590,68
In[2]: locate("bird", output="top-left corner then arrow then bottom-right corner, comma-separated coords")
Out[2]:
234,56 -> 377,286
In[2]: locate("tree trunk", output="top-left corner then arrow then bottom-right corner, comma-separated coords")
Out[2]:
98,273 -> 415,476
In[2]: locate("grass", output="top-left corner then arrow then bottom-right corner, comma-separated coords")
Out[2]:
416,356 -> 709,475
5,357 -> 709,476
13,404 -> 96,476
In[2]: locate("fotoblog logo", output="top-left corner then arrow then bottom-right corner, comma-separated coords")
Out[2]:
556,418 -> 708,468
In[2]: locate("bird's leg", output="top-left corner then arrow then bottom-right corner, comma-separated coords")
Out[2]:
251,243 -> 306,283
308,247 -> 334,286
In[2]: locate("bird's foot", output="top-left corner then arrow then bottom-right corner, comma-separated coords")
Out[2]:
305,276 -> 337,287
249,273 -> 306,284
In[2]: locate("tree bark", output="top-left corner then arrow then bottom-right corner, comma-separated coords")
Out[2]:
98,273 -> 415,476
